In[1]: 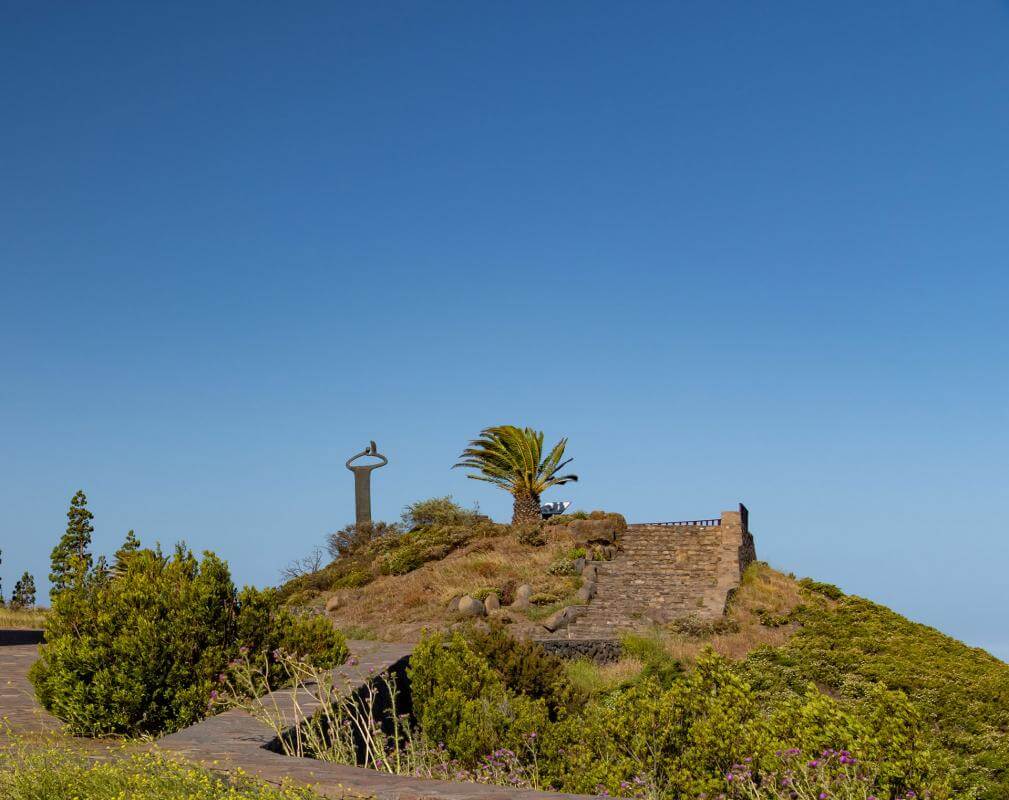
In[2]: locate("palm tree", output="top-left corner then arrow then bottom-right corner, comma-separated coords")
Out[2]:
454,425 -> 578,524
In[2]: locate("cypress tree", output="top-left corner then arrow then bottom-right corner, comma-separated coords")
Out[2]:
49,489 -> 94,597
11,572 -> 36,609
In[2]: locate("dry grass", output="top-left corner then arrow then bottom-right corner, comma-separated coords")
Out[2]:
647,562 -> 805,667
569,563 -> 806,686
566,657 -> 644,695
324,541 -> 805,659
325,530 -> 585,641
0,607 -> 46,629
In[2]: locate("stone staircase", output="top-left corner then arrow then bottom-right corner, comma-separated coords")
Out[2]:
559,507 -> 756,641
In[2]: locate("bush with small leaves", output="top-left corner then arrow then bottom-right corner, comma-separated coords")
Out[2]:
326,521 -> 401,560
797,577 -> 845,600
30,545 -> 239,736
514,523 -> 546,546
408,630 -> 549,766
401,496 -> 482,530
467,622 -> 583,717
30,541 -> 346,736
546,559 -> 576,576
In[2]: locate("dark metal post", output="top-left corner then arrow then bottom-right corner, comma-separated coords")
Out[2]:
345,441 -> 388,527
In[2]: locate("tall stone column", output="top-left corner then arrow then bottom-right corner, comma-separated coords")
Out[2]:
345,442 -> 388,527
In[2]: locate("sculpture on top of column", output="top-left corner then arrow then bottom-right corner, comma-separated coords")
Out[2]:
345,441 -> 388,527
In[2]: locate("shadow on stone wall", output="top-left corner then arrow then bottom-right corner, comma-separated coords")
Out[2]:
0,629 -> 43,646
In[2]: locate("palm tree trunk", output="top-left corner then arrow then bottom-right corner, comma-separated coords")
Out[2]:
512,492 -> 542,525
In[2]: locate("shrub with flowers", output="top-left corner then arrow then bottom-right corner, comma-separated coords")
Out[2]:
717,748 -> 931,800
410,630 -> 949,800
213,626 -> 949,800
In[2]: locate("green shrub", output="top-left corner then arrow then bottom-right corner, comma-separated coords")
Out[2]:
564,658 -> 625,696
405,627 -> 947,798
235,585 -> 279,655
0,734 -> 322,800
401,496 -> 481,529
538,652 -> 943,799
379,542 -> 425,575
326,520 -> 402,559
797,577 -> 845,599
29,546 -> 346,736
280,498 -> 511,598
282,589 -> 319,606
237,587 -> 347,670
331,566 -> 373,589
277,613 -> 348,667
30,546 -> 238,736
375,520 -> 504,577
539,654 -> 763,797
547,511 -> 626,533
754,607 -> 793,627
278,555 -> 377,600
467,622 -> 583,717
621,631 -> 683,686
546,558 -> 576,576
514,523 -> 546,546
667,615 -> 740,637
408,630 -> 549,765
740,593 -> 1009,798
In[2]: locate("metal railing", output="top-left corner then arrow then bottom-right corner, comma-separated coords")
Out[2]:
633,518 -> 721,528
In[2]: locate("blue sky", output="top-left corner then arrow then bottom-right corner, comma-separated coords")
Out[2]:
1,2 -> 1007,658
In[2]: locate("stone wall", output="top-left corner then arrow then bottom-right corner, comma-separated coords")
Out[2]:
558,505 -> 756,640
535,638 -> 622,663
0,629 -> 43,646
5,639 -> 603,800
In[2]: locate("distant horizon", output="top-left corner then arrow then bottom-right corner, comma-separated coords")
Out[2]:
2,2 -> 1007,663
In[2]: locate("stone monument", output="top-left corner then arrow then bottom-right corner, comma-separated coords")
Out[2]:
345,441 -> 388,526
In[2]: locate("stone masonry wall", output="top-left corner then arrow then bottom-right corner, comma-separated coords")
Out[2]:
535,638 -> 622,663
559,506 -> 756,640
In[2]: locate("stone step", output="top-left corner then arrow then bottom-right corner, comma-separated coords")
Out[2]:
543,515 -> 753,642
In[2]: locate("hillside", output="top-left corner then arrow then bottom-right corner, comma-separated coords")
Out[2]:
282,505 -> 1009,798
739,574 -> 1009,799
279,506 -> 614,641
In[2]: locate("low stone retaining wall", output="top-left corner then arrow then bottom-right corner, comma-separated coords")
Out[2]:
535,638 -> 621,663
0,629 -> 43,646
157,640 -> 605,800
2,637 -> 618,799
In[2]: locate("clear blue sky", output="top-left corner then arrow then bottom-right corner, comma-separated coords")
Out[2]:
2,2 -> 1007,658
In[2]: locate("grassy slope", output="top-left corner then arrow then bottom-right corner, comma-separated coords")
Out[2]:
0,607 -> 46,629
740,573 -> 1009,798
287,527 -> 1009,795
299,531 -> 587,641
564,563 -> 1009,798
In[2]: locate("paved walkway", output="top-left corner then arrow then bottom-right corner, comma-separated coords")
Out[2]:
0,643 -> 60,734
0,635 -> 595,800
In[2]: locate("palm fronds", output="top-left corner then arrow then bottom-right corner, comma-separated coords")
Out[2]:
453,425 -> 578,498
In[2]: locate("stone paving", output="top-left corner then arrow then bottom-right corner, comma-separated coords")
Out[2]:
1,634 -> 596,800
0,642 -> 60,734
